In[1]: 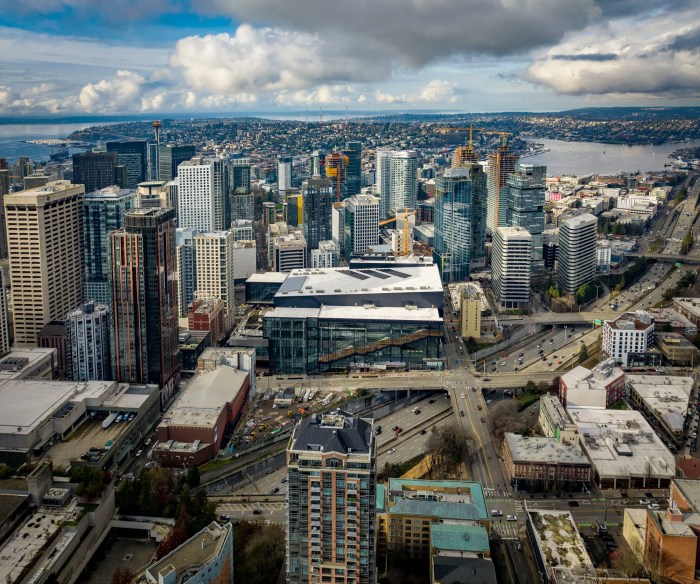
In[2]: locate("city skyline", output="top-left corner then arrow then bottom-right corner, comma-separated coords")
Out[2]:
0,0 -> 699,116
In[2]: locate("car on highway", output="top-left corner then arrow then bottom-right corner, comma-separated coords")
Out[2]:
507,515 -> 518,521
519,352 -> 524,357
460,411 -> 465,417
491,509 -> 503,516
516,541 -> 523,551
501,361 -> 506,366
412,407 -> 421,414
136,449 -> 143,457
486,400 -> 492,404
480,417 -> 485,423
281,478 -> 287,483
253,509 -> 263,515
648,502 -> 660,509
429,399 -> 436,404
483,377 -> 490,381
639,498 -> 650,505
568,500 -> 579,507
271,487 -> 280,494
392,426 -> 399,431
387,447 -> 396,454
420,429 -> 427,435
477,404 -> 482,410
461,393 -> 465,398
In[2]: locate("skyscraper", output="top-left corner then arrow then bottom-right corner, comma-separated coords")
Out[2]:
344,141 -> 362,198
309,149 -> 325,177
158,144 -> 196,181
492,226 -> 532,309
230,156 -> 251,192
376,149 -> 418,220
195,231 -> 236,319
302,177 -> 333,260
557,213 -> 597,296
231,188 -> 254,223
0,271 -> 9,358
66,301 -> 111,381
506,164 -> 546,275
325,152 -> 348,201
83,186 -> 136,304
486,143 -> 518,233
110,208 -> 179,403
5,181 -> 84,345
344,193 -> 379,260
286,410 -> 376,584
433,165 -> 487,283
278,156 -> 292,194
286,193 -> 303,227
375,147 -> 393,220
106,141 -> 148,189
178,156 -> 230,231
72,152 -> 118,193
0,166 -> 10,259
176,227 -> 198,317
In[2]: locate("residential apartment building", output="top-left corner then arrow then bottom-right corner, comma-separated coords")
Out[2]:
602,310 -> 655,367
110,208 -> 179,403
286,410 -> 376,584
178,156 -> 230,232
344,193 -> 379,260
486,143 -> 518,233
83,186 -> 136,305
65,301 -> 111,381
176,227 -> 198,317
5,181 -> 84,345
492,226 -> 532,309
195,231 -> 236,318
556,213 -> 597,295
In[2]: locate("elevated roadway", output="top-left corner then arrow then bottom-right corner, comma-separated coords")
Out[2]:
482,311 -> 616,326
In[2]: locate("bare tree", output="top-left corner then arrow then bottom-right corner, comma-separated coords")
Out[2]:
490,401 -> 531,440
611,539 -> 644,578
425,423 -> 474,479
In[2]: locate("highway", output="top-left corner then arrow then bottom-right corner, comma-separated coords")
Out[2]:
482,311 -> 617,325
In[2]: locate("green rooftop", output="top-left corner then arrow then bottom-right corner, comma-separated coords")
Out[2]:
430,523 -> 490,553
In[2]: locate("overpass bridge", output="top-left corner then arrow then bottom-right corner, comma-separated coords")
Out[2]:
625,252 -> 700,264
482,311 -> 617,326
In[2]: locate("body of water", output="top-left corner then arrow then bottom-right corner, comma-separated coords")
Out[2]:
524,138 -> 700,176
0,122 -> 107,163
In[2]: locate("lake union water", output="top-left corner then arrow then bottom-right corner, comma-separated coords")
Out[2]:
524,138 -> 700,177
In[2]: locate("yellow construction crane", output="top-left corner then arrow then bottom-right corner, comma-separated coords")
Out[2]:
437,124 -> 513,147
379,209 -> 416,256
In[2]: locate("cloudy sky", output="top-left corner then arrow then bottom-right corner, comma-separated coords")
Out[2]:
1,0 -> 699,115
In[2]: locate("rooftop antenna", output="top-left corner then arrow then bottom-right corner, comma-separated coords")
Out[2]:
152,120 -> 161,180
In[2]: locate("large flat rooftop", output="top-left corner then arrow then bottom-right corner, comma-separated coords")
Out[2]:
627,374 -> 694,434
274,265 -> 442,300
264,304 -> 443,323
568,408 -> 675,479
504,433 -> 589,465
161,367 -> 248,429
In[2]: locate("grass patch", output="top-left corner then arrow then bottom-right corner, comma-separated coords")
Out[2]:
517,391 -> 541,409
378,454 -> 426,482
611,400 -> 629,410
0,478 -> 27,491
198,456 -> 233,474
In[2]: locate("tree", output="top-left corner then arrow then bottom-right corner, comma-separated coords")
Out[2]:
237,525 -> 285,584
425,424 -> 474,479
186,465 -> 200,488
578,343 -> 589,364
524,380 -> 537,393
547,285 -> 560,299
490,401 -> 532,440
611,540 -> 644,578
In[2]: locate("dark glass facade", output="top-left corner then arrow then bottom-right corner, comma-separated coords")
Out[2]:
344,141 -> 362,198
158,144 -> 196,181
72,152 -> 117,193
110,208 -> 179,404
264,313 -> 442,374
106,141 -> 148,189
433,165 -> 486,283
302,177 -> 333,259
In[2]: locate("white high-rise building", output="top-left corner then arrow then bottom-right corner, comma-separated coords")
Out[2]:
195,231 -> 235,319
602,311 -> 655,366
343,194 -> 379,260
557,213 -> 597,296
492,226 -> 532,309
278,156 -> 292,193
376,147 -> 392,220
331,201 -> 346,256
177,156 -> 230,232
390,150 -> 418,218
376,149 -> 417,220
0,271 -> 9,358
66,301 -> 111,381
